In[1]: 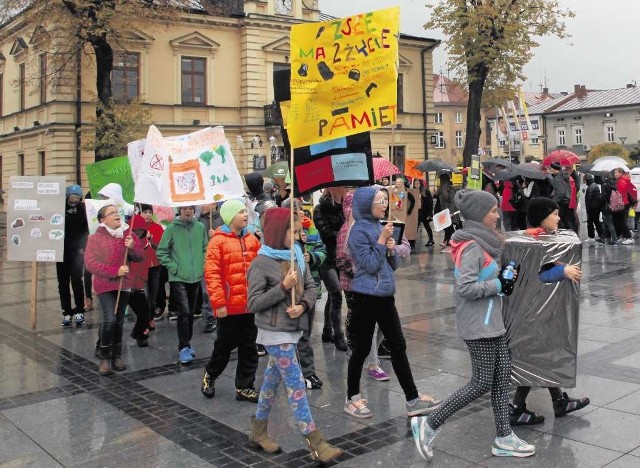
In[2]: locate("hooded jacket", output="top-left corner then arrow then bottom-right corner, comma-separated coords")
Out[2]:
348,187 -> 398,297
584,177 -> 603,212
313,193 -> 344,261
156,217 -> 208,283
617,174 -> 637,205
63,201 -> 88,259
550,171 -> 571,204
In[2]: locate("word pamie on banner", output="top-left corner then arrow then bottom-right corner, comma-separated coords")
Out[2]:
132,126 -> 245,207
288,7 -> 400,148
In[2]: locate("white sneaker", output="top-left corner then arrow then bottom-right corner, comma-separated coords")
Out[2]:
620,238 -> 634,245
74,313 -> 85,326
491,432 -> 535,458
411,416 -> 440,461
344,394 -> 373,418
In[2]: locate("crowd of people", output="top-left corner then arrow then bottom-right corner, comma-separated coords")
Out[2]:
53,161 -> 628,462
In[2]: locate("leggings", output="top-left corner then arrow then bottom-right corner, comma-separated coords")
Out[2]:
255,343 -> 316,435
428,335 -> 511,437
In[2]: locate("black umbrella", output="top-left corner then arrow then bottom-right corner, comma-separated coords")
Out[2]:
493,164 -> 547,181
482,158 -> 513,169
416,159 -> 456,173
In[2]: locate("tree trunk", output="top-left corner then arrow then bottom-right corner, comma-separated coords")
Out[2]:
92,35 -> 115,162
462,64 -> 489,168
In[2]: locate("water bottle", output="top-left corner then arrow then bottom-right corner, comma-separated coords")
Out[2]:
502,262 -> 516,280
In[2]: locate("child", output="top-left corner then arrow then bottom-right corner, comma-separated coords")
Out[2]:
509,197 -> 589,425
201,200 -> 261,402
247,207 -> 342,464
345,186 -> 439,419
127,216 -> 154,347
412,190 -> 535,461
138,204 -> 164,331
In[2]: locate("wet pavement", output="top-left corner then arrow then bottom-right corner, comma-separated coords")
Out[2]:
2,231 -> 640,467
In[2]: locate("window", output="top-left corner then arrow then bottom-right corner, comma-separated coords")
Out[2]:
435,131 -> 445,148
19,63 -> 25,111
17,153 -> 24,176
397,74 -> 404,113
531,137 -> 539,145
112,52 -> 140,101
434,112 -> 443,124
389,145 -> 405,173
455,130 -> 463,147
455,111 -> 462,123
39,54 -> 47,104
574,127 -> 583,145
499,139 -> 507,147
606,125 -> 615,142
556,128 -> 566,146
38,151 -> 45,175
0,73 -> 3,117
181,56 -> 206,104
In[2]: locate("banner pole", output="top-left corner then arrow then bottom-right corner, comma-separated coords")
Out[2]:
289,149 -> 296,306
30,260 -> 38,330
114,206 -> 138,315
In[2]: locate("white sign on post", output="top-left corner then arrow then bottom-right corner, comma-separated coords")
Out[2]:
8,176 -> 66,262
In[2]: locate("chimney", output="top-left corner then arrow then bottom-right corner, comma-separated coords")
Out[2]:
627,83 -> 636,88
573,84 -> 587,98
542,87 -> 549,95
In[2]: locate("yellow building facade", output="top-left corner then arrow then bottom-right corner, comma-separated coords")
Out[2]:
0,0 -> 438,203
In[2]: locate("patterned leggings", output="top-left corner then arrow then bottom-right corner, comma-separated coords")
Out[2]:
255,343 -> 316,435
427,335 -> 512,437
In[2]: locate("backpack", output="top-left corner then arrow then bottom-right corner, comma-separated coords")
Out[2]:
609,190 -> 625,212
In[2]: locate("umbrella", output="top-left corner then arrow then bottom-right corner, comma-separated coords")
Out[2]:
590,158 -> 630,173
263,160 -> 289,179
542,150 -> 581,167
415,159 -> 456,173
372,158 -> 400,179
493,163 -> 547,181
482,158 -> 513,169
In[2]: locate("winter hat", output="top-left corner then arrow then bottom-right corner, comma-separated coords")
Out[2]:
130,215 -> 148,233
263,180 -> 275,193
527,197 -> 559,228
549,161 -> 562,171
220,199 -> 246,226
139,203 -> 153,213
98,183 -> 124,200
584,174 -> 594,184
261,207 -> 291,250
65,184 -> 83,199
454,189 -> 497,223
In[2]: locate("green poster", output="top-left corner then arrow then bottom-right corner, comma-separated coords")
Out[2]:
86,157 -> 135,203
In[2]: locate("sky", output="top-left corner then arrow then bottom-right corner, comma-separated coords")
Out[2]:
318,0 -> 640,93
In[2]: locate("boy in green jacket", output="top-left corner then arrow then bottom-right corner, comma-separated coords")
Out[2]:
157,205 -> 209,365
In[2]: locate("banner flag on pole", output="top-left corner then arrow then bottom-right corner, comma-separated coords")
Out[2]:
508,100 -> 524,142
518,88 -> 534,141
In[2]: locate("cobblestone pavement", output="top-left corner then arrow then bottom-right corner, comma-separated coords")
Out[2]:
2,233 -> 640,467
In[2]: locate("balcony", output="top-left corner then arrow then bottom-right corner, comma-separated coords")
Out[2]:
264,103 -> 283,127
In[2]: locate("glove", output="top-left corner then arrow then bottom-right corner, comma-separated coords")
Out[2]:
498,276 -> 516,296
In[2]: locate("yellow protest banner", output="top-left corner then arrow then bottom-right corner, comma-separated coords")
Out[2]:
288,7 -> 400,148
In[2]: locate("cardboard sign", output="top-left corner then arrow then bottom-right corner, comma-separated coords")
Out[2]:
86,157 -> 135,203
7,176 -> 66,262
433,208 -> 452,232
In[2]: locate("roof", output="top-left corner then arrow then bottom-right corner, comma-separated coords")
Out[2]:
548,86 -> 640,113
520,90 -> 563,106
527,93 -> 575,115
433,75 -> 467,105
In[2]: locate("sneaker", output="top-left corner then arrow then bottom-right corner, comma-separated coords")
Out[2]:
84,298 -> 94,312
74,313 -> 85,326
610,240 -> 620,246
406,394 -> 441,417
621,238 -> 634,245
61,315 -> 72,327
377,341 -> 391,359
153,308 -> 165,319
553,392 -> 590,417
201,371 -> 215,398
411,416 -> 440,461
305,374 -> 323,389
142,328 -> 150,337
367,367 -> 390,381
425,240 -> 435,247
344,394 -> 373,419
491,432 -> 535,458
509,403 -> 545,426
256,344 -> 267,356
440,247 -> 451,253
168,311 -> 178,321
236,387 -> 259,403
203,320 -> 217,333
584,238 -> 594,243
595,238 -> 605,244
188,346 -> 196,357
147,319 -> 156,331
193,310 -> 203,318
179,347 -> 194,365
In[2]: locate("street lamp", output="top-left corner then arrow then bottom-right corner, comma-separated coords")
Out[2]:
619,136 -> 627,147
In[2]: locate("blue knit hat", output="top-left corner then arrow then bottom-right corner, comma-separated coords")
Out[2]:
65,184 -> 83,199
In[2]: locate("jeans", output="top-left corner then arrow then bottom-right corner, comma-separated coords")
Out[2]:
199,278 -> 214,320
98,290 -> 129,348
205,314 -> 258,389
602,212 -> 618,243
170,281 -> 200,350
128,289 -> 151,339
501,211 -> 518,232
347,292 -> 418,401
56,253 -> 85,315
586,209 -> 603,239
297,305 -> 316,378
146,266 -> 161,314
319,262 -> 343,337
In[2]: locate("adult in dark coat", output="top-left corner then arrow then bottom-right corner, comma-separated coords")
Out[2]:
584,174 -> 603,241
418,184 -> 435,246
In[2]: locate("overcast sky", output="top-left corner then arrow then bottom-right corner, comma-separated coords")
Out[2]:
318,0 -> 640,93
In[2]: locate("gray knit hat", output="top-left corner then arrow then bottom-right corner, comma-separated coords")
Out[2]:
454,189 -> 497,223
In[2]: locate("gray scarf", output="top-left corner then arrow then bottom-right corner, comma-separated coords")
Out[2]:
451,220 -> 503,259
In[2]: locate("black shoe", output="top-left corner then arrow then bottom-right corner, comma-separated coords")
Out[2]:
203,320 -> 217,333
425,240 -> 435,247
305,374 -> 323,389
201,371 -> 215,399
236,387 -> 259,403
553,392 -> 590,417
168,311 -> 178,321
334,335 -> 348,352
153,308 -> 165,319
378,341 -> 391,359
510,403 -> 545,426
321,331 -> 334,343
193,310 -> 203,319
256,344 -> 267,356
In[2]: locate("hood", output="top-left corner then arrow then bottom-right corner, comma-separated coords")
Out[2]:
171,216 -> 195,227
352,186 -> 384,222
449,240 -> 467,262
98,183 -> 124,200
245,172 -> 264,197
130,215 -> 148,232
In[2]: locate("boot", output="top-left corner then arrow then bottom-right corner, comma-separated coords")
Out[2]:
249,416 -> 280,453
98,345 -> 112,376
111,343 -> 127,371
333,334 -> 348,352
304,429 -> 343,463
321,330 -> 334,343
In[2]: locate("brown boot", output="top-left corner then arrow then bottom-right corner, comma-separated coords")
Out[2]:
304,429 -> 343,463
111,343 -> 127,371
98,359 -> 112,376
249,416 -> 280,453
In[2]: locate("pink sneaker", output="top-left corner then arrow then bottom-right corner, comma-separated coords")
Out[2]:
367,367 -> 390,381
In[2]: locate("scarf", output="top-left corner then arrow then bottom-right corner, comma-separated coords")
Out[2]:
100,222 -> 128,239
258,243 -> 306,275
451,220 -> 503,259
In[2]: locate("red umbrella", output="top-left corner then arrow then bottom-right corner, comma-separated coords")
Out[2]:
372,158 -> 400,179
542,150 -> 581,167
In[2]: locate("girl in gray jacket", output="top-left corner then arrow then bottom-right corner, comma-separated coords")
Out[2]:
411,190 -> 535,461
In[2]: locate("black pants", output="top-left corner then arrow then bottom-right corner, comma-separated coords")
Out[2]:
567,208 -> 580,234
56,254 -> 85,316
428,335 -> 512,437
516,211 -> 527,230
170,281 -> 200,350
602,211 -> 618,242
84,269 -> 92,301
98,290 -> 129,348
347,292 -> 417,401
319,261 -> 343,337
443,225 -> 455,244
417,215 -> 434,242
558,202 -> 572,230
298,305 -> 316,378
146,266 -> 162,314
513,386 -> 562,406
613,207 -> 632,239
128,289 -> 151,339
502,211 -> 518,232
157,266 -> 176,312
586,209 -> 603,239
205,314 -> 258,389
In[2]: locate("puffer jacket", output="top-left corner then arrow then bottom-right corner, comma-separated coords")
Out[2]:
348,187 -> 398,297
585,180 -> 603,211
313,194 -> 344,261
551,171 -> 571,204
84,226 -> 144,295
450,240 -> 504,340
156,217 -> 208,283
204,226 -> 261,316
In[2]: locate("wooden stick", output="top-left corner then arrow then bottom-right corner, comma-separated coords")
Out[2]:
289,148 -> 296,305
30,260 -> 38,330
113,206 -> 138,315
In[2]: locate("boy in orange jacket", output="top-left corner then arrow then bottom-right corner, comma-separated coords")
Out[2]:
201,199 -> 262,402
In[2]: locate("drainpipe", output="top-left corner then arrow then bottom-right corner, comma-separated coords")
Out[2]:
421,42 -> 439,162
75,51 -> 82,185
